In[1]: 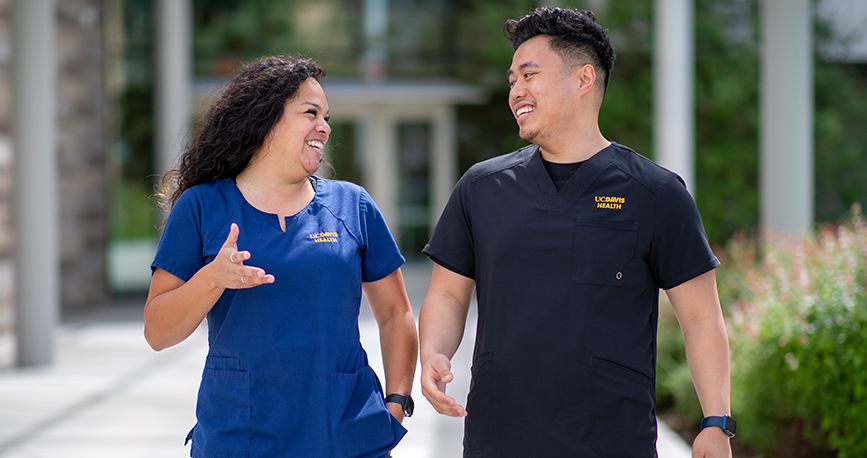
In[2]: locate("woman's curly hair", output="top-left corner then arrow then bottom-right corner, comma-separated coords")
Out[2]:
504,7 -> 615,98
157,55 -> 325,209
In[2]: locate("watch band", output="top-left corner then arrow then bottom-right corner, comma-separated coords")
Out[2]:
385,393 -> 414,417
701,415 -> 736,438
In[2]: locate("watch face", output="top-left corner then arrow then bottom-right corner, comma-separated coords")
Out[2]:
724,416 -> 736,437
405,395 -> 414,416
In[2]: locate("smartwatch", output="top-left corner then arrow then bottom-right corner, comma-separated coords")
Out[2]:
385,394 -> 414,417
701,415 -> 736,438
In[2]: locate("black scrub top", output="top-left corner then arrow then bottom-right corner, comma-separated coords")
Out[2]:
424,143 -> 719,458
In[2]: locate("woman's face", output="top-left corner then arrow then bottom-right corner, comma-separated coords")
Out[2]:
261,77 -> 331,178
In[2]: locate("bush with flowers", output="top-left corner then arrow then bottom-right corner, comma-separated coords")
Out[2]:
657,206 -> 867,457
727,206 -> 867,457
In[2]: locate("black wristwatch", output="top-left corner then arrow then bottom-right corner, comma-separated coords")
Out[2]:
385,393 -> 414,417
701,415 -> 736,438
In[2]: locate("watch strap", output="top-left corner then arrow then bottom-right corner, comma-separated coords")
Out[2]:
385,393 -> 414,417
701,415 -> 736,438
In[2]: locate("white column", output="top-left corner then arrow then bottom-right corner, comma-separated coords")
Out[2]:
155,0 -> 191,178
360,112 -> 399,237
653,0 -> 695,192
362,0 -> 388,79
760,0 -> 813,235
12,0 -> 59,367
431,105 -> 457,228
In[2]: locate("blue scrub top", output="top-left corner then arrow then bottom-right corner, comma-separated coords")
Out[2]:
152,177 -> 407,458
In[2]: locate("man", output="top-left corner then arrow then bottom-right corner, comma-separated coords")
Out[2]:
419,7 -> 733,458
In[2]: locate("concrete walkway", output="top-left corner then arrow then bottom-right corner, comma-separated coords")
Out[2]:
0,262 -> 693,458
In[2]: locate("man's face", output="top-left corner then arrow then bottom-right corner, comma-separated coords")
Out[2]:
507,35 -> 579,146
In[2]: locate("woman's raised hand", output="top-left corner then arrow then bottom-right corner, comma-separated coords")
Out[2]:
216,223 -> 275,289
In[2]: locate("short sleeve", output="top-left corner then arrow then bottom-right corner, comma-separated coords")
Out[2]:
422,169 -> 475,279
151,190 -> 206,282
359,189 -> 405,283
650,176 -> 720,290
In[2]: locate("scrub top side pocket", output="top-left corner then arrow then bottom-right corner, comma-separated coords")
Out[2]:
589,357 -> 657,457
463,351 -> 495,454
194,356 -> 251,458
572,217 -> 639,286
328,365 -> 403,458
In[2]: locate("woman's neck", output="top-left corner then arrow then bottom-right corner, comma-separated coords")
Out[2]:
235,166 -> 315,232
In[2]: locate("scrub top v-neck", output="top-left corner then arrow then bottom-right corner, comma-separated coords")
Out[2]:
424,143 -> 719,457
153,177 -> 407,458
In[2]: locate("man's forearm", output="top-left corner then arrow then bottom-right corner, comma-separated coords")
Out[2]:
682,314 -> 731,416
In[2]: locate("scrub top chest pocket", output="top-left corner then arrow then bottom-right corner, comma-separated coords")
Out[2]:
572,217 -> 639,286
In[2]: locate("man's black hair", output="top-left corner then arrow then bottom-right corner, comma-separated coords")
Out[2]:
504,7 -> 616,98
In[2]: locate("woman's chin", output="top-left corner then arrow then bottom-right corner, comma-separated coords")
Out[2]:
304,161 -> 321,176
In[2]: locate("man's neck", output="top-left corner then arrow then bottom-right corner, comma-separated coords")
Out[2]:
538,130 -> 611,164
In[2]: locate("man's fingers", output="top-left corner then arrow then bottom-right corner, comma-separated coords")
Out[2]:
421,362 -> 467,417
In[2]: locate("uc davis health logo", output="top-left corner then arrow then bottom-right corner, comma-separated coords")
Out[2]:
595,196 -> 625,210
309,231 -> 338,243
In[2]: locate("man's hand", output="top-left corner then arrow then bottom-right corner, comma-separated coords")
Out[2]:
420,353 -> 467,417
692,426 -> 732,458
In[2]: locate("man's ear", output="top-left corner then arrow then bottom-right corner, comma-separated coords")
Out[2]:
575,63 -> 597,97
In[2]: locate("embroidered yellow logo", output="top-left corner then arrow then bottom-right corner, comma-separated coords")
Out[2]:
595,196 -> 625,210
309,231 -> 338,243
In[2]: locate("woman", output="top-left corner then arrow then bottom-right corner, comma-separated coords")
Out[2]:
145,55 -> 418,458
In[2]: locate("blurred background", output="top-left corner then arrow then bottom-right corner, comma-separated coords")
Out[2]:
0,0 -> 866,456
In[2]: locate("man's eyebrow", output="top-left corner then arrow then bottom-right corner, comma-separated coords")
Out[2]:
506,61 -> 541,77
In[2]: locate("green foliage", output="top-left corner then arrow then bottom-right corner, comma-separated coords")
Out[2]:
110,179 -> 159,240
658,210 -> 867,456
113,0 -> 867,249
814,63 -> 867,222
192,0 -> 359,76
693,0 -> 761,246
726,209 -> 867,457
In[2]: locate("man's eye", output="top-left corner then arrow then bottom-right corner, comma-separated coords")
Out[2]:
508,81 -> 516,88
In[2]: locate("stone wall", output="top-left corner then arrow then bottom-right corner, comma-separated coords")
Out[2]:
0,0 -> 110,337
56,0 -> 109,312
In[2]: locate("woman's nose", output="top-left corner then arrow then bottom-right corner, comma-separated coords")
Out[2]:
318,120 -> 331,135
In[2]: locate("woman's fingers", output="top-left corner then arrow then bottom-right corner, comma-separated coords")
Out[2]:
223,223 -> 240,250
216,223 -> 274,288
235,267 -> 275,288
229,250 -> 251,265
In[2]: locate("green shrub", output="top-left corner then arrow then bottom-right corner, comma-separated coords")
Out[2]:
728,207 -> 867,457
657,208 -> 867,457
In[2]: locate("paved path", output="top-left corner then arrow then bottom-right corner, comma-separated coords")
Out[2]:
0,262 -> 693,457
